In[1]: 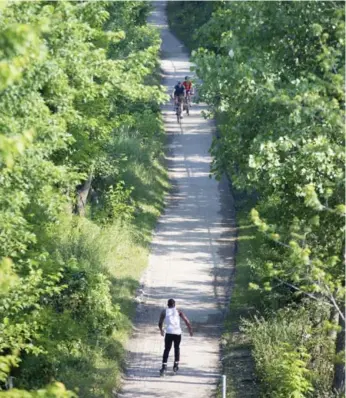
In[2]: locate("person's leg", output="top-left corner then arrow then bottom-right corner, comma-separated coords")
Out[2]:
186,90 -> 190,105
160,334 -> 174,375
162,333 -> 174,365
173,334 -> 182,370
175,96 -> 181,113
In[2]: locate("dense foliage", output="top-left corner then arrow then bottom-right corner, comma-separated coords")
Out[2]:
0,1 -> 167,396
167,1 -> 217,51
168,2 -> 345,397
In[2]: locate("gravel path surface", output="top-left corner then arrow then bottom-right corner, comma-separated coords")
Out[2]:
118,3 -> 236,397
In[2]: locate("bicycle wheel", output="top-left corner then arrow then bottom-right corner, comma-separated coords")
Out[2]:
176,107 -> 181,123
177,102 -> 183,123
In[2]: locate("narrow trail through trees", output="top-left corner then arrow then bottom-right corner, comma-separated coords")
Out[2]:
118,3 -> 236,397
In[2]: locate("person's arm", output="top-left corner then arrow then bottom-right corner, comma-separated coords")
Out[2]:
158,309 -> 165,336
179,310 -> 193,336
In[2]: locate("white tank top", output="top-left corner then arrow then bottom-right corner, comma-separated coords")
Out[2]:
165,308 -> 182,335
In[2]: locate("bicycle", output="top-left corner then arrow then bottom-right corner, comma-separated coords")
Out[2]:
183,96 -> 190,116
186,91 -> 192,106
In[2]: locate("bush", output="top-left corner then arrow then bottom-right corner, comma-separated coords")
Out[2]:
242,304 -> 335,397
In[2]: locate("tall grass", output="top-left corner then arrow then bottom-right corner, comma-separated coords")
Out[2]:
242,302 -> 334,398
218,206 -> 261,398
218,198 -> 335,398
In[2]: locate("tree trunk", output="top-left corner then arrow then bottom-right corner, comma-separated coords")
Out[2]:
76,171 -> 93,216
332,304 -> 345,395
328,306 -> 339,340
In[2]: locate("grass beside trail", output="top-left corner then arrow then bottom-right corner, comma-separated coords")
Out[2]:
94,146 -> 170,395
217,195 -> 261,398
47,125 -> 169,398
108,171 -> 169,393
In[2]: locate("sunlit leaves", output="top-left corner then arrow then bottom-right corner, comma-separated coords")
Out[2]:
0,1 -> 163,394
192,2 -> 344,314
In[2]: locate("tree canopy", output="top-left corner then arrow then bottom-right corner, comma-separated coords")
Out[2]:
0,1 -> 167,396
168,1 -> 345,396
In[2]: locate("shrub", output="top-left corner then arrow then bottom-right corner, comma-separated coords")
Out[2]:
242,303 -> 334,397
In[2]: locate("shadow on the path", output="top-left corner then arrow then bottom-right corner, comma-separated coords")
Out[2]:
123,350 -> 220,380
119,2 -> 238,397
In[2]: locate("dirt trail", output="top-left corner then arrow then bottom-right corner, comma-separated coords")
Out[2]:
118,2 -> 236,397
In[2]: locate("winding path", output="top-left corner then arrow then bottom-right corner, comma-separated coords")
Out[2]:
118,3 -> 236,397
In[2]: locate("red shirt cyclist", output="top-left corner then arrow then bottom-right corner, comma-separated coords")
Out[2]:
182,76 -> 193,104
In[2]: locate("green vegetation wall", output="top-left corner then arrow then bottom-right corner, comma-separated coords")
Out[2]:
0,1 -> 167,396
166,1 -> 218,51
168,2 -> 345,397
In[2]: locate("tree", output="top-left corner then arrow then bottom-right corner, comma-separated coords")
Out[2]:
190,1 -> 345,394
0,1 -> 166,394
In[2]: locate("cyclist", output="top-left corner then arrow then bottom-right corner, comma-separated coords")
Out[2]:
158,298 -> 193,376
172,81 -> 185,118
182,76 -> 193,106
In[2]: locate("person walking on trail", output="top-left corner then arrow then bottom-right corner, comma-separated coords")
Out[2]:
158,298 -> 193,376
172,81 -> 185,118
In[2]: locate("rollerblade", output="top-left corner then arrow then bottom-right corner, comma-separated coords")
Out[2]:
159,364 -> 167,377
173,362 -> 179,374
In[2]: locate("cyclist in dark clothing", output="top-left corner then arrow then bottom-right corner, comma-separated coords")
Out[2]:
173,82 -> 185,97
172,81 -> 185,117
